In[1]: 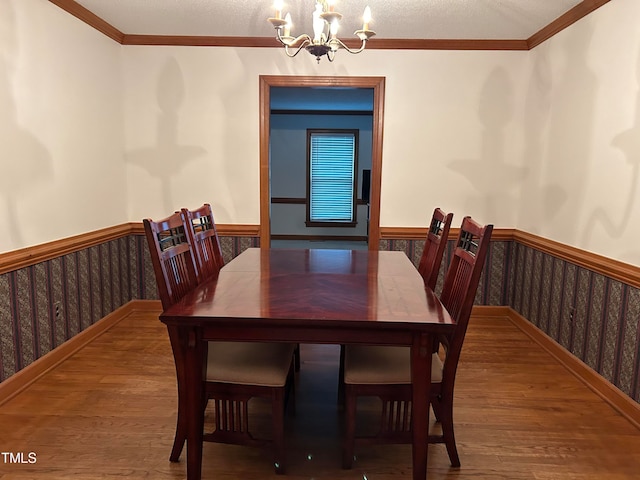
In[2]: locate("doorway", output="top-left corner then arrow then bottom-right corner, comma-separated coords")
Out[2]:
259,76 -> 385,250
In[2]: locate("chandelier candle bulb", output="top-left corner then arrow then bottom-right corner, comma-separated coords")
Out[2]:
274,0 -> 283,19
330,19 -> 339,38
362,6 -> 371,31
312,3 -> 324,42
284,13 -> 292,37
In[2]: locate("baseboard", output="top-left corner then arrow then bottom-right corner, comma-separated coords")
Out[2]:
4,301 -> 638,431
0,299 -> 162,406
504,307 -> 640,430
470,305 -> 511,319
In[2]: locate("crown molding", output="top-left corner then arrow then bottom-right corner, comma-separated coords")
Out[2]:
49,0 -> 124,43
49,0 -> 611,51
122,35 -> 278,47
527,0 -> 611,49
122,35 -> 530,50
366,39 -> 529,51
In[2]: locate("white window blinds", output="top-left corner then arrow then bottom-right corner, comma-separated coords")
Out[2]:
309,132 -> 356,222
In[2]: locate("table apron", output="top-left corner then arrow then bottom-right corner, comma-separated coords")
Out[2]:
197,324 -> 450,346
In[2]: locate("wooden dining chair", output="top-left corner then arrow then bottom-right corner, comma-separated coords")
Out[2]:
144,211 -> 295,474
337,208 -> 453,404
341,216 -> 493,469
417,208 -> 454,291
181,203 -> 225,280
143,211 -> 199,311
182,203 -> 301,371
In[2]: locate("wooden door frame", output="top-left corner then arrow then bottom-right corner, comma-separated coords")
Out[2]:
259,75 -> 385,250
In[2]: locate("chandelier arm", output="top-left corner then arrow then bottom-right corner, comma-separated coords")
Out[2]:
273,30 -> 313,58
329,37 -> 368,55
284,42 -> 311,58
275,29 -> 312,48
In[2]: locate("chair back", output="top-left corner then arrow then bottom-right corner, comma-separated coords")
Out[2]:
417,208 -> 453,290
143,212 -> 199,310
439,216 -> 493,381
182,204 -> 225,283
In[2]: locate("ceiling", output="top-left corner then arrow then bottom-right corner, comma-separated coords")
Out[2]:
57,0 -> 610,48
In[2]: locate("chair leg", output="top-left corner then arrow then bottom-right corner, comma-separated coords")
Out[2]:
431,395 -> 442,423
337,345 -> 345,406
285,361 -> 296,415
439,399 -> 460,467
294,344 -> 301,372
342,385 -> 356,469
169,404 -> 186,462
272,389 -> 286,474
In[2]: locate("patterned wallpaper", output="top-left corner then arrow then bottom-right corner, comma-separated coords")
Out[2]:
509,243 -> 640,404
379,238 -> 513,306
0,235 -> 258,383
0,236 -> 143,381
0,233 -> 638,406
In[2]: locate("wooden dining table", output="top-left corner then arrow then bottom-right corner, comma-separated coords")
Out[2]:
159,247 -> 455,480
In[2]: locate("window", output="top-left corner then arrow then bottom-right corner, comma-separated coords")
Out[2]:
306,129 -> 358,227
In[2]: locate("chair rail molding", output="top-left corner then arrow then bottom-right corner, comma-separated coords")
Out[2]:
0,223 -> 260,274
381,226 -> 640,289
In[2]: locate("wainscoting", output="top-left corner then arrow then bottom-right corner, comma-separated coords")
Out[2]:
1,224 -> 638,411
380,232 -> 640,405
510,242 -> 640,405
0,224 -> 259,383
0,236 -> 145,381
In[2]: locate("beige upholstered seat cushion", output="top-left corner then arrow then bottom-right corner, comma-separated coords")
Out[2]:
344,345 -> 443,385
206,342 -> 296,387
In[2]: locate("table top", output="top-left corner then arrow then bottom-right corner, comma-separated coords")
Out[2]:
160,248 -> 454,335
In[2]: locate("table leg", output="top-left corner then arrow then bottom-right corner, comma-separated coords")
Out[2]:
411,333 -> 432,480
183,327 -> 205,480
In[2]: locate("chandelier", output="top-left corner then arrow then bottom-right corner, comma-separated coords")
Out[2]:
268,0 -> 375,63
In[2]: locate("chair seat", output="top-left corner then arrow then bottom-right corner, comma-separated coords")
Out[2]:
207,342 -> 296,387
344,345 -> 443,385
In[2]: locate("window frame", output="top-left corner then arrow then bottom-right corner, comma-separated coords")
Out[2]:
305,129 -> 359,228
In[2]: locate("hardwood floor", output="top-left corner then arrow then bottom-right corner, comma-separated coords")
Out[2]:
1,311 -> 639,479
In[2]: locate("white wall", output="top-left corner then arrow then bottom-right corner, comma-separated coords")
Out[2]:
122,47 -> 527,231
518,0 -> 640,266
0,0 -> 125,252
5,0 -> 640,267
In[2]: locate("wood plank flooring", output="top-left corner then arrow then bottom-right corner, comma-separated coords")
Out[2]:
0,311 -> 639,479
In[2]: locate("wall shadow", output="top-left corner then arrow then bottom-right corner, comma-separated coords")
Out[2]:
0,1 -> 52,250
541,23 -> 597,245
581,45 -> 640,263
125,57 -> 206,214
447,66 -> 527,220
519,44 -> 566,232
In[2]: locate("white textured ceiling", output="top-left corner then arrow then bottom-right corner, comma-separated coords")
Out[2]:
73,0 -> 585,40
